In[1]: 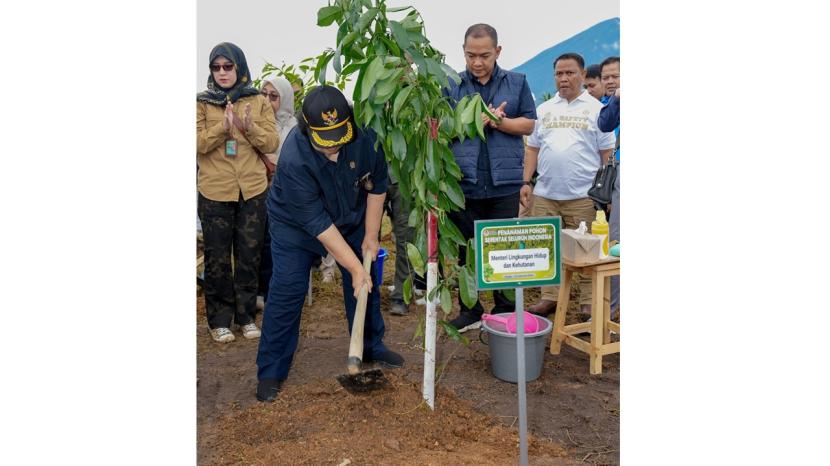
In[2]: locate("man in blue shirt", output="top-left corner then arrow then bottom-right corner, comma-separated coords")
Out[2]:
255,86 -> 404,402
597,56 -> 620,316
444,24 -> 537,332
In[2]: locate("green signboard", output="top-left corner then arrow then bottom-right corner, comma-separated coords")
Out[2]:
474,217 -> 561,290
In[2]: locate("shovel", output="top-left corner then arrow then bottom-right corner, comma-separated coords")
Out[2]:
336,254 -> 389,394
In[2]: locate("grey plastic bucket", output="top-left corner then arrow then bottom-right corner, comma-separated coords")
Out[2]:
481,313 -> 553,383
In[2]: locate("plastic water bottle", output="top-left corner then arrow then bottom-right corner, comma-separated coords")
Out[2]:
592,210 -> 609,257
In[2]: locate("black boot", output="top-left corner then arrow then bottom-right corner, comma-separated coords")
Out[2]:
256,378 -> 284,402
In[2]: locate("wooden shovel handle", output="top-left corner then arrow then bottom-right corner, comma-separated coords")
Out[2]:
346,255 -> 373,375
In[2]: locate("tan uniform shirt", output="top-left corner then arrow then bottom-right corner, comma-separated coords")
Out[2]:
197,94 -> 279,202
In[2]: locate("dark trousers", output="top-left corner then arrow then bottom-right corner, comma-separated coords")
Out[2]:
448,192 -> 520,317
198,190 -> 267,329
256,241 -> 387,381
257,214 -> 272,302
610,163 -> 620,311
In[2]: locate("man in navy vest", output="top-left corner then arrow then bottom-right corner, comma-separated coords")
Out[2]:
444,23 -> 537,333
598,56 -> 620,317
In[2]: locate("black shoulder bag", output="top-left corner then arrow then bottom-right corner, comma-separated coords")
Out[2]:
587,153 -> 617,209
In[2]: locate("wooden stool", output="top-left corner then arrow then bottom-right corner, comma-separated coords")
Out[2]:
549,256 -> 620,374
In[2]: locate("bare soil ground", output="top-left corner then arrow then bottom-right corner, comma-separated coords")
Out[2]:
197,221 -> 619,465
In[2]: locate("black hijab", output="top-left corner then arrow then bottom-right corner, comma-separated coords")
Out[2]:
196,42 -> 260,105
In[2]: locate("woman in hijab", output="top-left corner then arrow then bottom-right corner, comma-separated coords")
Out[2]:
257,76 -> 298,309
197,42 -> 279,343
261,76 -> 298,160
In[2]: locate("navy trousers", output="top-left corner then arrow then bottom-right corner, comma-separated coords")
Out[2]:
610,163 -> 620,312
256,241 -> 387,381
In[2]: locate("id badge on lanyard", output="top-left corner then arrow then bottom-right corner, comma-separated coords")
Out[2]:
224,96 -> 238,157
225,139 -> 238,157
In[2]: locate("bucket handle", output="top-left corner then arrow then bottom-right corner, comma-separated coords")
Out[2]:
478,329 -> 488,346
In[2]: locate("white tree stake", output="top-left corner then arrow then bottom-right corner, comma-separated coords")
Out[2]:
422,211 -> 439,410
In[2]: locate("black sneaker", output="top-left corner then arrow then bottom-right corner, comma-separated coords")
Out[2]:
389,300 -> 408,316
449,311 -> 482,333
256,378 -> 284,402
365,349 -> 405,368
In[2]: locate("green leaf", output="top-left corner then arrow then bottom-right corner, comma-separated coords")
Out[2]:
425,139 -> 437,183
440,114 -> 454,134
371,113 -> 386,139
413,313 -> 425,340
440,178 -> 465,209
336,19 -> 350,43
360,56 -> 385,100
361,101 -> 375,126
439,217 -> 466,246
414,219 -> 427,253
458,265 -> 478,309
474,99 -> 486,140
341,30 -> 359,50
355,7 -> 378,31
453,98 -> 467,138
439,320 -> 470,345
349,44 -> 366,60
352,68 -> 365,101
460,95 -> 477,125
333,47 -> 342,75
317,6 -> 342,26
437,193 -> 452,212
424,58 -> 446,84
502,288 -> 516,301
440,286 -> 453,314
443,153 -> 462,180
406,242 -> 426,276
403,275 -> 413,304
389,20 -> 411,49
379,36 -> 402,57
438,235 -> 457,262
392,86 -> 413,121
407,48 -> 427,76
315,51 -> 333,85
440,63 -> 460,85
386,5 -> 411,12
427,284 -> 439,302
373,70 -> 402,103
466,119 -> 478,140
407,208 -> 419,228
390,128 -> 407,160
408,31 -> 429,45
341,58 -> 367,76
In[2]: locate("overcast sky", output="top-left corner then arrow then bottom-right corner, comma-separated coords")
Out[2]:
197,0 -> 619,91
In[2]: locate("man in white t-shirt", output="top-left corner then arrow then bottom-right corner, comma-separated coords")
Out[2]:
520,52 -> 616,317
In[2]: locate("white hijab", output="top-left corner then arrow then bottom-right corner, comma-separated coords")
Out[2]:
264,76 -> 298,157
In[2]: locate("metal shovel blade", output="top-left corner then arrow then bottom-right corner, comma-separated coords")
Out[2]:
336,368 -> 388,394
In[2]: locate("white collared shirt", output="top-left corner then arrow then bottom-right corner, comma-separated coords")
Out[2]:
527,90 -> 616,200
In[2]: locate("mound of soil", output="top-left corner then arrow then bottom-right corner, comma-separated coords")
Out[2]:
199,373 -> 569,465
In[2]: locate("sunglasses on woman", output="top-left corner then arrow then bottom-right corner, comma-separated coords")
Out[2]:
210,63 -> 235,72
260,91 -> 280,102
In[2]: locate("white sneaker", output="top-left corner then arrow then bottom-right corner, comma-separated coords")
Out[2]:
210,327 -> 235,343
241,323 -> 261,339
321,268 -> 335,283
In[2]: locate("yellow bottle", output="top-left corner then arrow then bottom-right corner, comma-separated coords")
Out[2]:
592,210 -> 609,257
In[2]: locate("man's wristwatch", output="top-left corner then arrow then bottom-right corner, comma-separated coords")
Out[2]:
523,180 -> 534,187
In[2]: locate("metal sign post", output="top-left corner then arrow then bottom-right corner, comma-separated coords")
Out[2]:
474,217 -> 561,466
